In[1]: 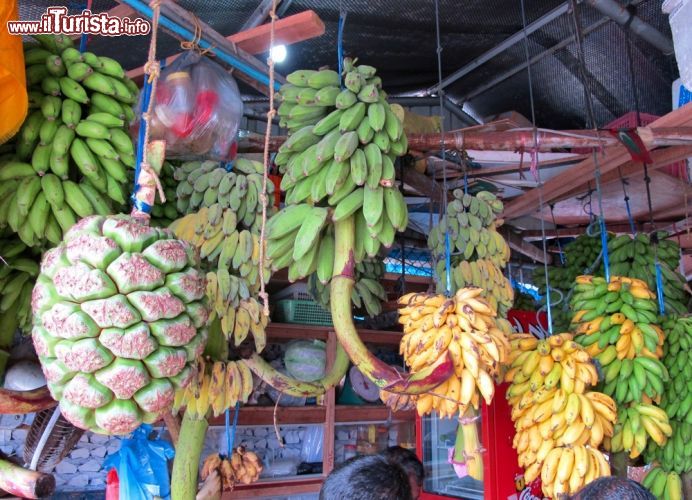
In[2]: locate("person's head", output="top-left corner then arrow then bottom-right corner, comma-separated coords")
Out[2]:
319,454 -> 413,500
381,446 -> 424,499
569,477 -> 655,500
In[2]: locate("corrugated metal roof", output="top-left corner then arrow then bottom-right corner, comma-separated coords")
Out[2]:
19,0 -> 678,129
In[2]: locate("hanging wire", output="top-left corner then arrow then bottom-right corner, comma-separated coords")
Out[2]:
519,0 -> 554,334
434,0 -> 452,295
568,0 -> 610,282
337,11 -> 347,87
622,16 -> 665,314
617,169 -> 637,235
549,203 -> 565,265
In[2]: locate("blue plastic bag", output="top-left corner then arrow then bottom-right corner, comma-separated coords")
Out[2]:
104,424 -> 175,500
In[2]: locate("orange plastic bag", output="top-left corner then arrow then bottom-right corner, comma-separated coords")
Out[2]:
0,0 -> 28,144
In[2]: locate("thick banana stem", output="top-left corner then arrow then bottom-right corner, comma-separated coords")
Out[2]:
459,407 -> 483,481
331,217 -> 454,394
245,344 -> 349,397
0,386 -> 56,414
0,456 -> 55,499
171,409 -> 208,500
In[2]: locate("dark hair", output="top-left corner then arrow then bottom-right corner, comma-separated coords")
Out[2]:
381,446 -> 424,485
319,454 -> 413,500
570,477 -> 656,500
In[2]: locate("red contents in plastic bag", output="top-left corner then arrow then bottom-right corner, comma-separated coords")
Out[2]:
105,468 -> 120,500
226,141 -> 238,161
169,112 -> 194,138
195,90 -> 219,128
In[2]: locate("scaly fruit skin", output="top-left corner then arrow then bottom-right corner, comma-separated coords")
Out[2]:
32,215 -> 208,435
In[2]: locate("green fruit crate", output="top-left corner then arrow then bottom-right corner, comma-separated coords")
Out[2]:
273,299 -> 333,326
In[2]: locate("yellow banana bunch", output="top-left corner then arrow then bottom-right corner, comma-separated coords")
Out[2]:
539,445 -> 610,498
379,388 -> 417,412
506,333 -> 599,400
398,287 -> 511,418
642,466 -> 684,500
608,403 -> 673,459
505,331 -> 618,498
173,359 -> 255,418
201,448 -> 263,491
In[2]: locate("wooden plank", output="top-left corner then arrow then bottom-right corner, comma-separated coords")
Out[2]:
502,103 -> 692,220
225,478 -> 323,499
404,164 -> 450,202
231,10 -> 325,54
125,10 -> 323,83
323,332 -> 337,476
506,230 -> 552,264
335,406 -> 415,423
209,406 -> 326,426
265,323 -> 403,345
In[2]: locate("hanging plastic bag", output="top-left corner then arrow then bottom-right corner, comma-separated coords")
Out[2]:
300,425 -> 324,463
134,50 -> 243,160
104,424 -> 175,500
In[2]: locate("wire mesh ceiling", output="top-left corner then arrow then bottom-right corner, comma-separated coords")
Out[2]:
19,0 -> 678,129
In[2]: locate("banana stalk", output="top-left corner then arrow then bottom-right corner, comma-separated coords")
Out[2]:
0,386 -> 56,414
0,456 -> 55,499
171,409 -> 209,500
458,407 -> 483,481
245,343 -> 350,397
330,217 -> 454,393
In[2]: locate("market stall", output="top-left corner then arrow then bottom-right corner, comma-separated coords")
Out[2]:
0,0 -> 690,499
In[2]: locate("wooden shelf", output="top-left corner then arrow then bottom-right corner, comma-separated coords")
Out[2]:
209,404 -> 414,426
223,477 -> 323,499
266,323 -> 403,345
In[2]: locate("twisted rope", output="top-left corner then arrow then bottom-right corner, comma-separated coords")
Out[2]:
258,0 -> 279,317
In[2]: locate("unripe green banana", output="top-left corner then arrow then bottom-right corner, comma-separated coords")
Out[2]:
336,89 -> 357,109
350,148 -> 368,186
41,76 -> 62,96
61,98 -> 82,128
24,47 -> 52,65
16,175 -> 42,216
78,182 -> 111,216
75,120 -> 110,139
90,92 -> 125,118
307,69 -> 340,89
97,56 -> 125,78
59,76 -> 89,104
41,173 -> 65,209
66,62 -> 93,81
61,47 -> 83,65
62,179 -> 94,217
70,137 -> 100,179
82,72 -> 116,96
0,161 -> 35,181
86,112 -> 124,128
367,102 -> 386,132
334,131 -> 359,162
340,102 -> 366,132
99,157 -> 128,183
40,95 -> 62,121
28,191 -> 51,239
30,143 -> 52,175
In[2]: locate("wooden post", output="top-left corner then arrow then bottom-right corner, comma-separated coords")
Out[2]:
0,456 -> 55,499
323,331 -> 337,476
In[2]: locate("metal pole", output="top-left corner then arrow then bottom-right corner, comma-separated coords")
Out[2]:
424,2 -> 570,95
118,0 -> 281,91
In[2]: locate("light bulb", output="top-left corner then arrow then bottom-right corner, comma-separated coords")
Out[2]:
270,44 -> 287,63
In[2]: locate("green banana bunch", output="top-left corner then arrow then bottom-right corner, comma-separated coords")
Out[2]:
174,159 -> 275,233
267,58 -> 409,281
641,466 -> 684,500
603,233 -> 689,316
570,276 -> 667,406
308,259 -> 386,317
428,190 -> 513,318
512,292 -> 538,311
644,420 -> 691,474
429,189 -> 508,268
608,403 -> 672,459
0,237 -> 40,335
1,35 -> 139,248
659,316 -> 692,423
149,161 -> 182,227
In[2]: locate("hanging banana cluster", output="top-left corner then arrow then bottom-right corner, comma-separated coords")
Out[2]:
149,161 -> 182,227
308,259 -> 386,317
379,388 -> 417,412
571,276 -> 666,404
267,59 -> 409,282
172,358 -> 254,419
605,233 -> 688,316
428,190 -> 513,318
0,35 -> 138,247
170,207 -> 269,350
505,333 -> 615,498
642,466 -> 684,500
659,316 -> 692,423
533,231 -> 611,332
173,159 -> 274,233
201,448 -> 263,491
0,238 -> 39,334
398,288 -> 510,418
609,403 -> 673,459
641,317 -> 690,500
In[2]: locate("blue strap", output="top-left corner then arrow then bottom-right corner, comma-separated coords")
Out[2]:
223,161 -> 234,172
78,1 -> 91,53
444,231 -> 452,295
599,217 -> 610,282
654,259 -> 666,315
337,12 -> 347,88
131,59 -> 166,212
225,402 -> 240,456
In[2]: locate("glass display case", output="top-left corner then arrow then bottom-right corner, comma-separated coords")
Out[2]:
418,412 -> 484,499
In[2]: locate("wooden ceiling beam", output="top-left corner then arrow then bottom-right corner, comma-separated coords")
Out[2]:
502,104 -> 692,220
505,231 -> 553,264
